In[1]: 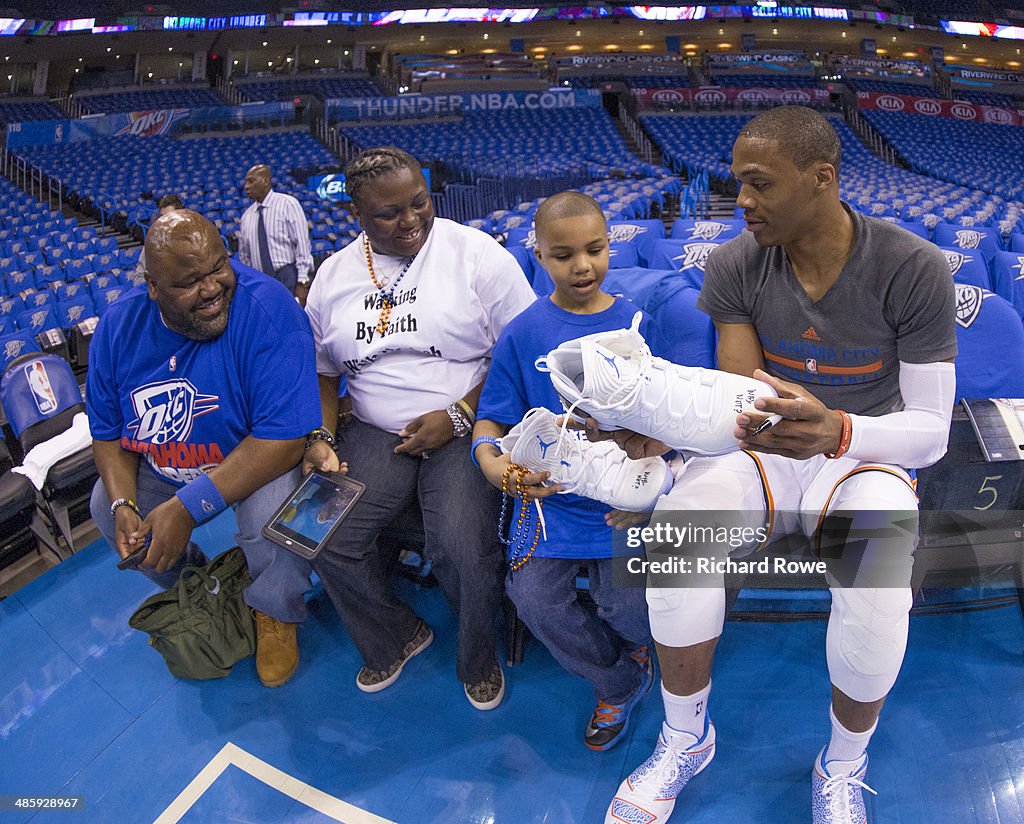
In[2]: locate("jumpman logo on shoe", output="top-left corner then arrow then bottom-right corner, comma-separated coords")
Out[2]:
599,351 -> 620,378
536,434 -> 557,459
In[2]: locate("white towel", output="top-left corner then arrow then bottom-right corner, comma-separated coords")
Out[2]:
12,412 -> 92,490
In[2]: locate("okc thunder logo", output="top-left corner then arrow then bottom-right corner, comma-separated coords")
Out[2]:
66,305 -> 85,322
128,380 -> 219,445
4,339 -> 25,360
504,215 -> 526,229
954,283 -> 986,328
608,225 -> 644,243
954,230 -> 983,249
943,250 -> 969,276
673,242 -> 717,272
689,222 -> 728,241
1015,256 -> 1024,279
29,310 -> 49,329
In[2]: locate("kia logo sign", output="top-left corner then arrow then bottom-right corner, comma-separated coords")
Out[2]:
914,99 -> 941,115
652,89 -> 687,106
737,89 -> 770,103
951,103 -> 977,119
876,95 -> 904,111
694,88 -> 727,105
984,108 -> 1013,124
780,90 -> 811,104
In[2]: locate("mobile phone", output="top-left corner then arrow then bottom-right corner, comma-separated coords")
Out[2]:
262,470 -> 366,560
117,542 -> 150,570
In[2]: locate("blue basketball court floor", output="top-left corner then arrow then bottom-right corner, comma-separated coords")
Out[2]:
2,510 -> 1022,823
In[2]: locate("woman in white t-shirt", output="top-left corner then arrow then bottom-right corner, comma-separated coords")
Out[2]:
304,147 -> 535,710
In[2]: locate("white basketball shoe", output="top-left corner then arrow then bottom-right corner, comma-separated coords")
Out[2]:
605,718 -> 716,824
537,312 -> 777,457
502,407 -> 671,512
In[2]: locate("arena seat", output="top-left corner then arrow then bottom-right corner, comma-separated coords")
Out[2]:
0,353 -> 95,557
0,438 -> 39,570
951,284 -> 1024,400
643,238 -> 722,289
940,247 -> 991,290
990,251 -> 1024,319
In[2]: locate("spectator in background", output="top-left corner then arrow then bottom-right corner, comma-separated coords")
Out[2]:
132,194 -> 184,283
238,164 -> 313,304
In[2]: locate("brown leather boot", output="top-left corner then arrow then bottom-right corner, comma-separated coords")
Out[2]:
254,611 -> 299,688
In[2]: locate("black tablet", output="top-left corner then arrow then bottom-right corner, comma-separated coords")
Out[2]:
261,471 -> 365,560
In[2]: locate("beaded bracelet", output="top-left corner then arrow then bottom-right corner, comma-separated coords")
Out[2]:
498,462 -> 542,571
306,427 -> 336,450
110,497 -> 140,519
446,403 -> 472,438
824,410 -> 852,459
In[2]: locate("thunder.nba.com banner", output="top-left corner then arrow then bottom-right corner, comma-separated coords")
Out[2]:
856,91 -> 1024,127
326,88 -> 600,122
607,508 -> 1024,589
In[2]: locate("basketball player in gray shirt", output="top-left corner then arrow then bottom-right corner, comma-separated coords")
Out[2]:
605,107 -> 956,824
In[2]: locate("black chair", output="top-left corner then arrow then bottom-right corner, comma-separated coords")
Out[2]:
0,439 -> 41,570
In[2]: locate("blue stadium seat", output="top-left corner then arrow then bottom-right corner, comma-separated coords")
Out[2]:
16,306 -> 59,334
643,238 -> 722,290
56,281 -> 88,302
22,290 -> 55,311
670,218 -> 745,243
0,330 -> 40,372
990,251 -> 1024,321
940,248 -> 991,291
952,284 -> 1024,399
933,222 -> 1003,264
608,242 -> 640,270
56,297 -> 97,328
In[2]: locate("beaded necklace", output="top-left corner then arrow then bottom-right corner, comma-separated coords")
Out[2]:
363,233 -> 416,336
498,463 -> 543,571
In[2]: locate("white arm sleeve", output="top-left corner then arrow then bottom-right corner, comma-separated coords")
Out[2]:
845,361 -> 956,469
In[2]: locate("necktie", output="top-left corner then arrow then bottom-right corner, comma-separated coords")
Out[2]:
257,204 -> 274,276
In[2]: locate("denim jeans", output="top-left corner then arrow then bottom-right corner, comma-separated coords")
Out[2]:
313,418 -> 504,685
506,556 -> 651,704
90,463 -> 313,623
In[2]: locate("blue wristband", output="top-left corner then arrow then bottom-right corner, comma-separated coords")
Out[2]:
175,472 -> 228,525
471,436 -> 502,469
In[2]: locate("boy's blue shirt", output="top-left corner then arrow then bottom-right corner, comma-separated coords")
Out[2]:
478,294 -> 658,560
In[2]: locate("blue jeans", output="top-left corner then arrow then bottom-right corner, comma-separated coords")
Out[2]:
90,464 -> 312,623
313,418 -> 504,684
506,556 -> 651,704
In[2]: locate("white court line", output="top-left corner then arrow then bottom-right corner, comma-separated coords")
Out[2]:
154,741 -> 396,824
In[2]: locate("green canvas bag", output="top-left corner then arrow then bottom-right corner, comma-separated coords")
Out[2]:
128,546 -> 256,680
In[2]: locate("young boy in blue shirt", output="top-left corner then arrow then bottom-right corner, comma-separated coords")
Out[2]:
473,192 -> 665,750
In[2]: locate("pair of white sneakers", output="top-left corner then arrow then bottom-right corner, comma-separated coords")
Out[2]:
536,311 -> 775,456
501,312 -> 775,513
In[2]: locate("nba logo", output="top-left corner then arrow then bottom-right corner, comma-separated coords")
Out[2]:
25,360 -> 57,415
805,358 -> 818,374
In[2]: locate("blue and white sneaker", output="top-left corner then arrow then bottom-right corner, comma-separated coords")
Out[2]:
584,645 -> 655,751
502,407 -> 671,512
812,747 -> 877,824
605,717 -> 716,824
